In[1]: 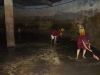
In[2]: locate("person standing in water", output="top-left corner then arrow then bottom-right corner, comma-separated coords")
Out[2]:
76,35 -> 92,59
76,23 -> 85,36
51,28 -> 60,44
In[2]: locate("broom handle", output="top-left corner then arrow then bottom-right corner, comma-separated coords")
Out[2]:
88,49 -> 94,55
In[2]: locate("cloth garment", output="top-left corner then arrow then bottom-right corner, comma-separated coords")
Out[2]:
77,35 -> 91,50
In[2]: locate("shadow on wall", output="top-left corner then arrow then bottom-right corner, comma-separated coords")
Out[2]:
13,14 -> 100,50
51,20 -> 72,30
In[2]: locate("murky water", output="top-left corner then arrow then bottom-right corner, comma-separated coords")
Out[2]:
0,31 -> 100,75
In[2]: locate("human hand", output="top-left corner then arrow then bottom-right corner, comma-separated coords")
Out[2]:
88,49 -> 92,52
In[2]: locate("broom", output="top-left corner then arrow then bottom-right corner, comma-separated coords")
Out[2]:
88,49 -> 99,60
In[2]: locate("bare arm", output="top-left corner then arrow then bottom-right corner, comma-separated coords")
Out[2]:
82,40 -> 90,50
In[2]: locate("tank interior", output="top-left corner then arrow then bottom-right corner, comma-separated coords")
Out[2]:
0,0 -> 100,75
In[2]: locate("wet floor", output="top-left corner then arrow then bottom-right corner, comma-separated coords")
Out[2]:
0,31 -> 100,75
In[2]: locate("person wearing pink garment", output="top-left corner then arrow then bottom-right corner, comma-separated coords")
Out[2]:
76,35 -> 92,59
51,28 -> 60,44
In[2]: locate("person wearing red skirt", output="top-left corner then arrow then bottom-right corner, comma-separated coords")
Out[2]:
76,35 -> 92,59
51,29 -> 60,44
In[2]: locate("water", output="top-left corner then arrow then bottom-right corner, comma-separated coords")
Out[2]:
0,30 -> 100,75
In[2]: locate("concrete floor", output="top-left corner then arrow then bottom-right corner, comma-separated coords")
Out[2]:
0,31 -> 100,75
